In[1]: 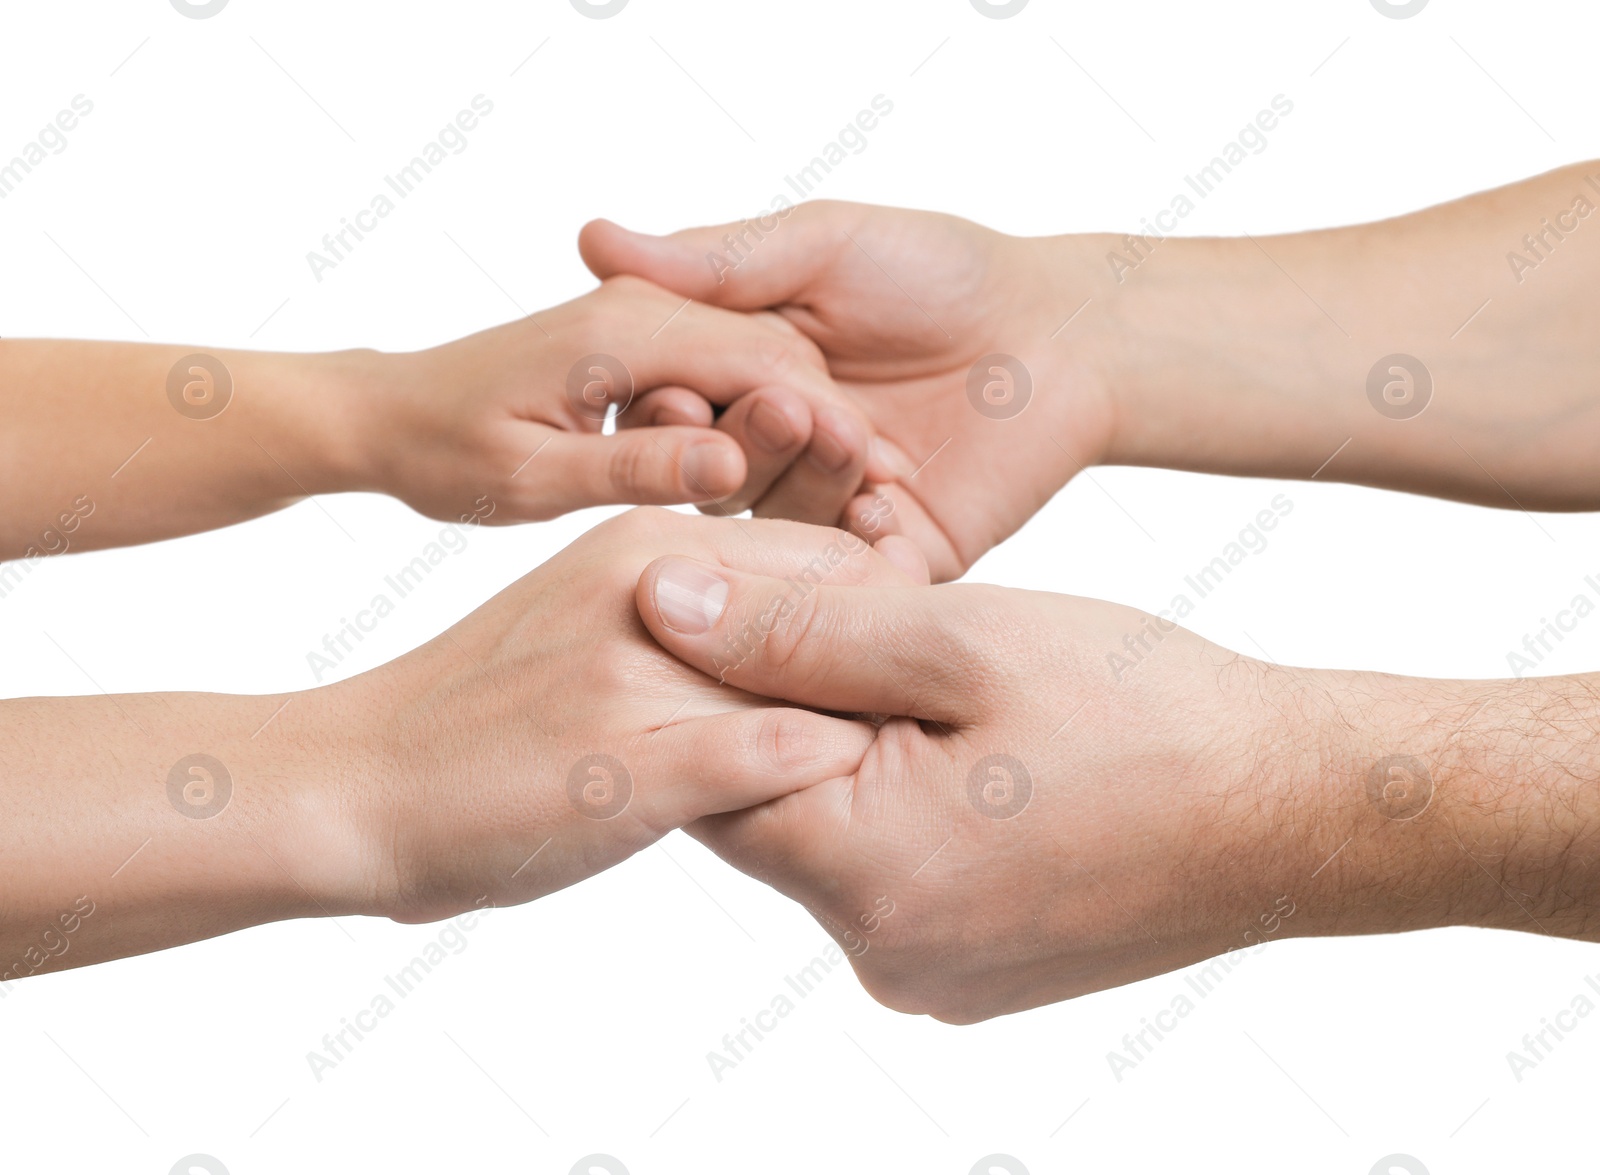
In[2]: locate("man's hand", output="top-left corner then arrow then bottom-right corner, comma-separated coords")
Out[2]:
343,507 -> 921,924
582,203 -> 1115,581
635,554 -> 1600,1022
588,165 -> 1600,578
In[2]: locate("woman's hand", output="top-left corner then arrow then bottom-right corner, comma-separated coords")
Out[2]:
335,506 -> 925,924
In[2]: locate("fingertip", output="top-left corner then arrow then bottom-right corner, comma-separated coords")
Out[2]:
638,555 -> 730,640
622,386 -> 714,430
845,487 -> 902,540
578,217 -> 649,278
678,435 -> 745,502
664,706 -> 870,824
654,403 -> 714,429
804,406 -> 869,478
873,534 -> 932,586
866,436 -> 919,483
577,218 -> 618,276
741,388 -> 811,456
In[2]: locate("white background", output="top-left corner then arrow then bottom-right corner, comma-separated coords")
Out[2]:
2,1 -> 1598,1172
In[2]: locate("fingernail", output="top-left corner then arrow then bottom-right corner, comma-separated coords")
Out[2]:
653,558 -> 729,634
869,436 -> 918,481
806,428 -> 853,474
746,400 -> 798,453
680,441 -> 735,496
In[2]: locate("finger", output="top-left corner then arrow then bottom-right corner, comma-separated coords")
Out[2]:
580,205 -> 860,311
644,706 -> 872,829
636,555 -> 983,721
843,483 -> 965,584
872,535 -> 931,585
699,387 -> 813,515
583,279 -> 878,478
745,402 -> 871,528
575,278 -> 832,411
619,386 -> 714,430
619,509 -> 925,592
684,744 -> 882,885
528,427 -> 745,513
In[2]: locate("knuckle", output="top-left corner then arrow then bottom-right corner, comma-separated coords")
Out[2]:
622,504 -> 674,531
595,504 -> 674,549
760,587 -> 828,684
755,336 -> 807,376
748,707 -> 819,777
607,440 -> 664,497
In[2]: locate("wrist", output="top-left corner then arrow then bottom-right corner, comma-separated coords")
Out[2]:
1043,231 -> 1352,475
267,679 -> 395,920
1003,231 -> 1122,469
266,347 -> 397,497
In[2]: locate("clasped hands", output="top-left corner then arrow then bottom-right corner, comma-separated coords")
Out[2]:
289,202 -> 1246,1025
18,188 -> 1595,1017
270,201 -> 1576,1023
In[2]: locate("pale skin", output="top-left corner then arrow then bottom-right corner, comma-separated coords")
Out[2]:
581,161 -> 1600,580
0,273 -> 913,561
0,270 -> 913,979
586,163 -> 1599,1020
9,165 -> 1600,1019
0,509 -> 925,979
637,554 -> 1600,1024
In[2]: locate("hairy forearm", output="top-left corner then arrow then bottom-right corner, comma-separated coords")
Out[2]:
1266,666 -> 1600,942
0,687 -> 370,981
0,340 -> 377,559
1067,161 -> 1600,507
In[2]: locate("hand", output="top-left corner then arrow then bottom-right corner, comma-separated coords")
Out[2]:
582,202 -> 1116,580
330,507 -> 925,924
633,552 -> 1320,1022
349,275 -> 904,528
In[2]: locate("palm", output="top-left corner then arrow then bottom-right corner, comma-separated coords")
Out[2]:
583,203 -> 1114,580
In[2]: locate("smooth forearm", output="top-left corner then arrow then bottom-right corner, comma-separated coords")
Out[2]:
0,340 -> 380,559
1061,162 -> 1600,506
0,686 -> 373,981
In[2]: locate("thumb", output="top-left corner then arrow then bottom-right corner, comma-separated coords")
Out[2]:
635,555 -> 982,723
578,203 -> 861,311
530,427 -> 746,514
